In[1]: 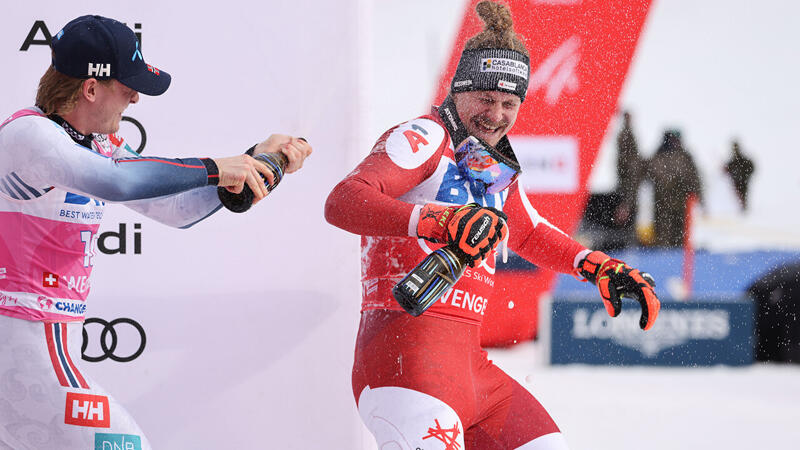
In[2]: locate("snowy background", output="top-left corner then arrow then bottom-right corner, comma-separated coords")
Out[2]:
365,1 -> 800,448
368,0 -> 800,251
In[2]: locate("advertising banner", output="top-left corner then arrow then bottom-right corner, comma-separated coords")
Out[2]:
541,297 -> 755,365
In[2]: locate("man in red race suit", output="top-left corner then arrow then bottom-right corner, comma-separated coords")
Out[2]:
325,2 -> 660,449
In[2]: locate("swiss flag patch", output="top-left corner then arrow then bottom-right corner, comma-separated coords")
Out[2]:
42,272 -> 59,288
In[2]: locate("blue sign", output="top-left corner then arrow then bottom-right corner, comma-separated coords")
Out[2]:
547,297 -> 754,366
95,433 -> 142,450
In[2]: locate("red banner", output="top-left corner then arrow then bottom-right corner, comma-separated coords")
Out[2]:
433,0 -> 652,345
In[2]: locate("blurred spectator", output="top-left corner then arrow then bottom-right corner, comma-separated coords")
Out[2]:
578,192 -> 627,251
644,129 -> 703,247
724,139 -> 755,211
576,111 -> 644,251
748,261 -> 800,363
613,110 -> 643,246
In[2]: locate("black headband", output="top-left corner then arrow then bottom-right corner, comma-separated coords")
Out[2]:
450,48 -> 530,101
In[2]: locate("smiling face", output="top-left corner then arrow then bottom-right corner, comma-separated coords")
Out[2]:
452,90 -> 521,147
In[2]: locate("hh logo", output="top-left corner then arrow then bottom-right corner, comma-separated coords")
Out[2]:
95,433 -> 142,450
88,63 -> 111,77
65,392 -> 110,428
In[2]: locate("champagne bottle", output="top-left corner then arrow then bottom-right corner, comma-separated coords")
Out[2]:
392,245 -> 466,316
218,152 -> 288,213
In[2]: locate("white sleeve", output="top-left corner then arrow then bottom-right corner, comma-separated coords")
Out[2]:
0,115 -> 213,202
123,186 -> 223,229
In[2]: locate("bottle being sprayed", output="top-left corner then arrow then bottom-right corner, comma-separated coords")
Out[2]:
217,151 -> 288,213
393,233 -> 509,317
392,245 -> 466,316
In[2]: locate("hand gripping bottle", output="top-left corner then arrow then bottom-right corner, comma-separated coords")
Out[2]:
217,152 -> 288,213
392,245 -> 466,316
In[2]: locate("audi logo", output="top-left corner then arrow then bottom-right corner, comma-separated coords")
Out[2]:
81,317 -> 146,363
120,116 -> 147,154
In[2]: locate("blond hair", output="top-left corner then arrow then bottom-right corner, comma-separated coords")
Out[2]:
35,65 -> 84,116
464,1 -> 528,56
35,65 -> 113,116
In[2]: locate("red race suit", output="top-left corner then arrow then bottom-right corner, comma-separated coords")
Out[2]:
326,107 -> 587,449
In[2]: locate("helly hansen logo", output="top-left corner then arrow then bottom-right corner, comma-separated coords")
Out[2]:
88,63 -> 111,77
65,392 -> 110,428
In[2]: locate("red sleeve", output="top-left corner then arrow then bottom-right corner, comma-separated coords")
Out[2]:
325,118 -> 448,237
504,183 -> 587,274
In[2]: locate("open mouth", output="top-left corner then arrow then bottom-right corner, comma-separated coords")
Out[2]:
473,118 -> 503,136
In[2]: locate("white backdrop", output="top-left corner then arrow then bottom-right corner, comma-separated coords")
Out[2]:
2,1 -> 365,448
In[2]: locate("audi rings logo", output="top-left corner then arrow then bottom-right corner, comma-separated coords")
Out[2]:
81,318 -> 146,363
120,116 -> 147,154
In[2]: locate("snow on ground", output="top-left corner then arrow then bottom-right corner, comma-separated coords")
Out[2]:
488,340 -> 800,450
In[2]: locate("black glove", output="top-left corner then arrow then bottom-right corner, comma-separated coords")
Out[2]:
576,250 -> 661,330
416,203 -> 507,267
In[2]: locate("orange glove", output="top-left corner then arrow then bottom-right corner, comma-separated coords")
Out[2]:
575,250 -> 661,331
416,203 -> 507,267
